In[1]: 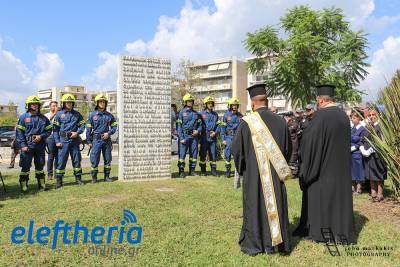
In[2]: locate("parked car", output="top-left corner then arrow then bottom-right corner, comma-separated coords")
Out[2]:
0,126 -> 14,135
0,131 -> 15,147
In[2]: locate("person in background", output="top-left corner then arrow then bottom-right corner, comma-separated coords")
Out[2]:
350,109 -> 367,194
360,109 -> 387,202
8,127 -> 20,169
301,104 -> 315,130
171,104 -> 178,136
287,114 -> 300,177
359,103 -> 370,127
270,106 -> 278,114
44,101 -> 58,180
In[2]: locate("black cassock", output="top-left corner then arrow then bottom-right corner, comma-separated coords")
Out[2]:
293,106 -> 356,244
232,107 -> 292,256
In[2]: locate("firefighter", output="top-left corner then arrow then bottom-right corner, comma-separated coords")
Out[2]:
86,93 -> 118,183
220,97 -> 243,178
16,96 -> 52,192
199,96 -> 220,176
176,93 -> 202,178
53,93 -> 86,188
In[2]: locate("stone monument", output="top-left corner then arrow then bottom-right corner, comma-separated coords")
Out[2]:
117,56 -> 171,181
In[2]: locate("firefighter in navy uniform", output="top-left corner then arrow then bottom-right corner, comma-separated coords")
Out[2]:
16,96 -> 52,192
176,93 -> 202,178
86,93 -> 118,183
53,93 -> 86,188
199,96 -> 221,176
220,97 -> 243,178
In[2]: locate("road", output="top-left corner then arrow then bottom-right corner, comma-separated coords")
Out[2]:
0,145 -> 119,174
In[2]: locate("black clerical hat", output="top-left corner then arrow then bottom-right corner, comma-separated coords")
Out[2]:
316,84 -> 335,97
247,83 -> 266,98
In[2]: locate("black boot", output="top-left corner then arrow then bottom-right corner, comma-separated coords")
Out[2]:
211,167 -> 217,177
104,175 -> 112,182
91,176 -> 97,184
225,167 -> 231,178
19,179 -> 28,193
179,168 -> 186,178
37,177 -> 46,191
55,177 -> 63,189
76,177 -> 84,185
188,168 -> 198,176
200,165 -> 207,176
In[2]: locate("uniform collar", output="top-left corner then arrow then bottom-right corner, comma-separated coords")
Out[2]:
354,124 -> 362,130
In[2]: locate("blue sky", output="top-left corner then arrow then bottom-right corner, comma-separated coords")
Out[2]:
1,0 -> 400,110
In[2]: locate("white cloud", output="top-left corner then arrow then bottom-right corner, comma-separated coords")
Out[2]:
125,40 -> 147,55
360,36 -> 400,100
365,14 -> 400,33
0,40 -> 64,111
84,0 -> 376,89
34,48 -> 64,89
0,39 -> 33,110
81,51 -> 118,90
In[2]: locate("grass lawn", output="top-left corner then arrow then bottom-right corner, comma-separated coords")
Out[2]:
0,161 -> 399,266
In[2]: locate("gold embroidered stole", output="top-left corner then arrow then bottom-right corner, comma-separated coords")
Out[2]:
242,111 -> 292,246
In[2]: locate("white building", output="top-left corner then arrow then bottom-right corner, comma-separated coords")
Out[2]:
187,58 -> 248,116
246,56 -> 292,113
38,86 -> 117,117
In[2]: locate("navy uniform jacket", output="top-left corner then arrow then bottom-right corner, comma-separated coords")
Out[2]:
200,109 -> 220,142
53,109 -> 85,143
176,107 -> 202,140
220,111 -> 243,141
16,112 -> 52,148
86,110 -> 118,144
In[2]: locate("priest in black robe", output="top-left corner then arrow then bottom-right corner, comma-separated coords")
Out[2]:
232,83 -> 292,256
293,85 -> 356,244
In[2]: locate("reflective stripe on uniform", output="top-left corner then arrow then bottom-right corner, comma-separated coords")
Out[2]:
73,167 -> 82,172
20,171 -> 30,176
16,124 -> 26,131
178,159 -> 185,162
53,121 -> 60,126
45,124 -> 52,130
111,122 -> 118,126
104,165 -> 111,169
78,120 -> 86,125
86,124 -> 92,128
91,167 -> 98,171
35,170 -> 45,174
189,158 -> 197,162
199,161 -> 206,165
176,119 -> 183,124
56,169 -> 65,174
224,160 -> 231,165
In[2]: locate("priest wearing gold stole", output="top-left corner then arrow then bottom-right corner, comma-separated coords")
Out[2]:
232,83 -> 292,256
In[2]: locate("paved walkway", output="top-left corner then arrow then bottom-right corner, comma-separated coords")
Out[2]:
0,145 -> 119,174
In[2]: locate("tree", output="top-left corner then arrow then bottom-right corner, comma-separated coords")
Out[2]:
76,102 -> 91,118
245,6 -> 369,106
171,59 -> 203,111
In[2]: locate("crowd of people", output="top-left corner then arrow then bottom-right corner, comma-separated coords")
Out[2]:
13,93 -> 117,192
